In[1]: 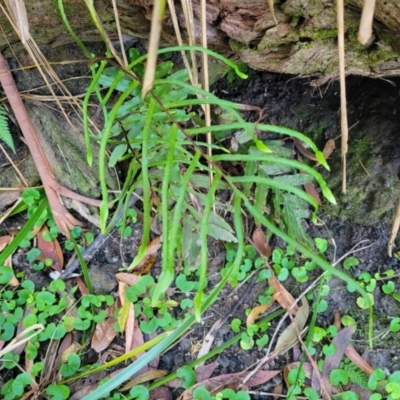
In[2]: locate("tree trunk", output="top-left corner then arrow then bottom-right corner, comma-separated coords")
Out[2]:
1,0 -> 400,81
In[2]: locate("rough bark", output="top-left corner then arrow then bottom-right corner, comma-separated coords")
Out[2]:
1,0 -> 400,80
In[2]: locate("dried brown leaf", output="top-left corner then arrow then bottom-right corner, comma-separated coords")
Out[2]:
322,139 -> 336,160
37,226 -> 64,272
149,386 -> 173,400
304,182 -> 322,206
132,237 -> 161,274
252,227 -> 271,257
76,277 -> 89,296
116,272 -> 141,286
125,302 -> 135,354
120,369 -> 169,392
91,317 -> 118,353
273,298 -> 309,355
246,298 -> 275,327
268,274 -> 298,314
61,342 -> 82,363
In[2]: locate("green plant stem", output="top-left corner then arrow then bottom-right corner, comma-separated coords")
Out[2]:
127,99 -> 155,270
195,169 -> 221,320
70,236 -> 93,294
98,79 -> 140,232
83,61 -> 107,166
57,0 -> 94,59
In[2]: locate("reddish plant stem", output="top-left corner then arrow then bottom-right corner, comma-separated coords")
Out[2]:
0,53 -> 101,237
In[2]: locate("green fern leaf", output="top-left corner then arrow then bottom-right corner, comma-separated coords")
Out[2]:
0,105 -> 15,153
342,360 -> 369,390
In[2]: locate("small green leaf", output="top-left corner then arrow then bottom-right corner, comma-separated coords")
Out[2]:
330,368 -> 349,386
193,387 -> 211,400
26,248 -> 41,262
343,257 -> 359,270
49,279 -> 66,292
327,325 -> 338,337
368,394 -> 382,400
390,318 -> 400,332
73,318 -> 91,331
382,281 -> 395,295
176,274 -> 195,292
311,326 -> 326,343
292,267 -> 308,283
140,318 -> 158,334
60,353 -> 81,378
12,373 -> 31,396
0,266 -> 13,285
287,368 -> 306,385
323,343 -> 337,356
109,144 -> 128,167
304,387 -> 319,400
368,368 -> 385,390
230,318 -> 241,333
45,384 -> 70,400
129,385 -> 149,400
357,293 -> 374,309
277,268 -> 289,281
207,212 -> 238,243
366,279 -> 377,292
315,238 -> 328,253
256,334 -> 269,347
386,382 -> 400,399
341,315 -> 356,327
177,366 -> 196,389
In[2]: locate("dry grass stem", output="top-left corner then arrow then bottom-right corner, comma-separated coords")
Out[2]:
358,0 -> 376,45
337,0 -> 349,193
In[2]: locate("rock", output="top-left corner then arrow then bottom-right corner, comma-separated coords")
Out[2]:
88,263 -> 120,295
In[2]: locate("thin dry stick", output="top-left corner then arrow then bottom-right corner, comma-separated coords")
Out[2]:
337,0 -> 349,193
358,0 -> 376,45
112,0 -> 128,67
200,0 -> 214,210
166,0 -> 194,83
181,0 -> 199,84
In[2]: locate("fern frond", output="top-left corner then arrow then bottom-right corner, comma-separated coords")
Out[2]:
0,105 -> 15,153
342,360 -> 369,390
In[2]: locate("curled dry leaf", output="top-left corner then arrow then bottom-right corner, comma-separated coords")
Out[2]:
132,237 -> 161,274
252,226 -> 271,257
268,274 -> 298,314
246,294 -> 278,327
